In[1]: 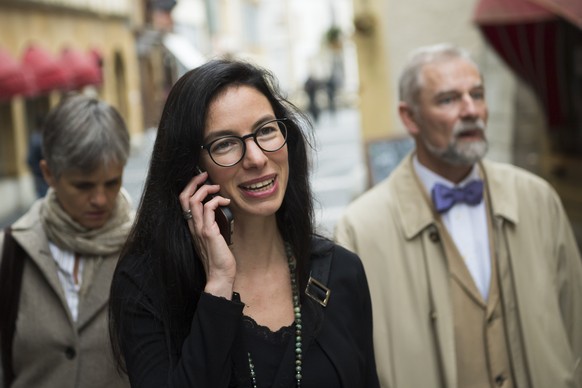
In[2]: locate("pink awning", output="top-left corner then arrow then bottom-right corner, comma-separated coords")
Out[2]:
0,48 -> 35,100
22,45 -> 70,94
60,48 -> 102,90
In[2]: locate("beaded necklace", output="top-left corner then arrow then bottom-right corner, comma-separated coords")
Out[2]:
247,243 -> 302,388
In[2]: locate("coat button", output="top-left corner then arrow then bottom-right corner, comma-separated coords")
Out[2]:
429,230 -> 440,242
65,347 -> 76,360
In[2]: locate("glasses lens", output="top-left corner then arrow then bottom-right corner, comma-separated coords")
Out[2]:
209,137 -> 244,166
256,120 -> 287,152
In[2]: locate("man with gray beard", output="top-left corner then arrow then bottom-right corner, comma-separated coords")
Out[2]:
335,43 -> 582,388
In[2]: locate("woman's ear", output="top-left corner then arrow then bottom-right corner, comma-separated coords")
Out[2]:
398,102 -> 421,136
39,160 -> 55,188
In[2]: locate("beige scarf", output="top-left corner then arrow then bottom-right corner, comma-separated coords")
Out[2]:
40,188 -> 134,257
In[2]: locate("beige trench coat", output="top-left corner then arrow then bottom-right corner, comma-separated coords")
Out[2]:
0,200 -> 129,388
335,154 -> 582,388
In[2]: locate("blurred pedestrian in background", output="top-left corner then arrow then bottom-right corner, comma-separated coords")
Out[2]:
27,115 -> 49,198
325,75 -> 337,114
336,43 -> 582,388
304,73 -> 321,123
109,59 -> 379,387
0,94 -> 132,388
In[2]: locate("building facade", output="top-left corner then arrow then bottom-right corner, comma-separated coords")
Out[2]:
0,0 -> 144,219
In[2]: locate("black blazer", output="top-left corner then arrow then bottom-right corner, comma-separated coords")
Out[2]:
114,237 -> 379,387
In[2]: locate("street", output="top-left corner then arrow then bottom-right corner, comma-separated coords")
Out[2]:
309,108 -> 367,237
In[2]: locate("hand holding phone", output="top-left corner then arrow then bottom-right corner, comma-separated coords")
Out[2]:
195,167 -> 235,245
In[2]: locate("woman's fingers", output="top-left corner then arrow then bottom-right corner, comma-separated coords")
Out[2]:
178,171 -> 231,243
178,171 -> 208,212
199,195 -> 230,227
178,172 -> 236,293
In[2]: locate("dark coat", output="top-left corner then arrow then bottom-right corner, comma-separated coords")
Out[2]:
114,237 -> 379,387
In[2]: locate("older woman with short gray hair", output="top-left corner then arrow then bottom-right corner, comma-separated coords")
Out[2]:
0,94 -> 132,388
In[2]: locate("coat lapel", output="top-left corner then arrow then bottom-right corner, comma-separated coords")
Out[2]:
11,207 -> 74,324
479,160 -> 518,225
76,256 -> 116,330
392,154 -> 436,240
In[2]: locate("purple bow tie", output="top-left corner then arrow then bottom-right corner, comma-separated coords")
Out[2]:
431,180 -> 484,213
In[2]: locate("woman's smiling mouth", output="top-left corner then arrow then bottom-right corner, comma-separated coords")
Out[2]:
240,177 -> 276,192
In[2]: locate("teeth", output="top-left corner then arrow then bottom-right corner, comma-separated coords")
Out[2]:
244,178 -> 274,190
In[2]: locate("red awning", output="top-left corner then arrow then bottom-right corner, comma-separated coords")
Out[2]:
0,48 -> 35,100
60,48 -> 102,90
473,0 -> 582,131
532,0 -> 582,28
479,21 -> 566,128
474,0 -> 582,27
474,0 -> 556,24
22,45 -> 70,94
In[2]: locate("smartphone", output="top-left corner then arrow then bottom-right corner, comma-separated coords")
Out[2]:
195,167 -> 234,245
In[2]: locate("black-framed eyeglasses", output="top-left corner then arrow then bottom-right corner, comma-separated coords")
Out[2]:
201,118 -> 288,167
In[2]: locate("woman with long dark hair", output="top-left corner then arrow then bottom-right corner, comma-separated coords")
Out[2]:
109,59 -> 378,388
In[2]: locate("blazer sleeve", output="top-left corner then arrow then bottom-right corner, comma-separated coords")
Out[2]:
116,269 -> 244,388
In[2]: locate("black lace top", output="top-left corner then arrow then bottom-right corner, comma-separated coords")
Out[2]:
241,315 -> 294,387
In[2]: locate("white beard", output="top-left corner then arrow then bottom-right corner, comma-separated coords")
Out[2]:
423,119 -> 488,165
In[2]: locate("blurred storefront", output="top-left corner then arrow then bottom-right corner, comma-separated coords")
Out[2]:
0,0 -> 144,217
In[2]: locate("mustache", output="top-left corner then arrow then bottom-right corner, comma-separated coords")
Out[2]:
453,119 -> 486,135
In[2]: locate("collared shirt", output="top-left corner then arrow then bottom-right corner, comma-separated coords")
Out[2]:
413,156 -> 491,300
49,242 -> 84,321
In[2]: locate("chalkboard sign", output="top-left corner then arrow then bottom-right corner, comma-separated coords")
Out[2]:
366,136 -> 414,187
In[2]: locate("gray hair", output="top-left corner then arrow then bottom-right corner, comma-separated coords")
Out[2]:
42,94 -> 130,179
398,43 -> 481,110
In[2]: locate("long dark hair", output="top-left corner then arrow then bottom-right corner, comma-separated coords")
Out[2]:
109,59 -> 315,370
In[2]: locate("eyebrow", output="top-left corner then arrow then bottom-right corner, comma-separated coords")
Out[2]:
204,115 -> 277,141
433,84 -> 485,99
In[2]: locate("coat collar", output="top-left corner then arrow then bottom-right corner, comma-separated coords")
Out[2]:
389,154 -> 437,239
390,153 -> 519,240
11,198 -> 45,231
479,159 -> 519,225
